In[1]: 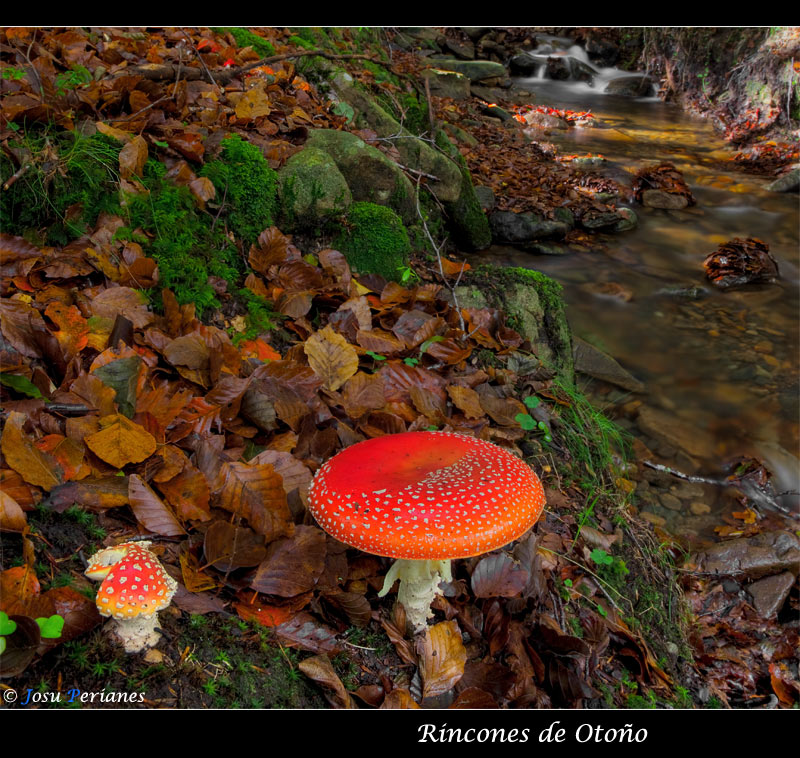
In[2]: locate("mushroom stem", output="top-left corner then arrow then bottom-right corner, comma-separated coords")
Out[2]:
378,558 -> 452,633
110,613 -> 162,654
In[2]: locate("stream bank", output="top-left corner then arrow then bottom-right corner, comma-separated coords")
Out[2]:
1,26 -> 796,709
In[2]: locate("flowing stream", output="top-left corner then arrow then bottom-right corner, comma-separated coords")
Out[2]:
472,36 -> 799,542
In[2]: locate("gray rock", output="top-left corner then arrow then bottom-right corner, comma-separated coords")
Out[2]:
473,185 -> 495,212
422,68 -> 471,100
329,70 -> 463,204
444,38 -> 475,60
659,492 -> 683,511
509,53 -> 539,76
430,58 -> 507,82
641,189 -> 690,209
585,37 -> 619,67
765,168 -> 799,193
747,572 -> 796,618
460,27 -> 491,41
636,405 -> 716,460
573,337 -> 646,392
489,210 -> 571,245
605,75 -> 655,97
277,147 -> 351,230
692,531 -> 800,580
304,129 -> 417,224
546,56 -> 571,80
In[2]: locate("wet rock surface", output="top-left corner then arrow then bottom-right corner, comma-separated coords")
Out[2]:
747,572 -> 796,618
692,531 -> 800,580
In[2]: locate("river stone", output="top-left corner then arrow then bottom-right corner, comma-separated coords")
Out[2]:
489,210 -> 570,245
277,147 -> 351,230
585,37 -> 620,67
304,129 -> 416,223
636,405 -> 716,460
747,572 -> 796,618
765,168 -> 799,193
473,185 -> 495,212
442,121 -> 478,147
641,189 -> 690,209
659,492 -> 683,511
461,27 -> 491,41
509,53 -> 539,76
444,38 -> 475,60
689,502 -> 711,515
613,207 -> 638,231
422,68 -> 471,100
523,111 -> 569,131
546,56 -> 571,80
573,337 -> 645,392
640,511 -> 667,527
691,530 -> 800,580
431,58 -> 507,82
605,75 -> 655,97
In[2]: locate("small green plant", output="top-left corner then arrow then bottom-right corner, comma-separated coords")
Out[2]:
55,65 -> 92,96
2,67 -> 27,81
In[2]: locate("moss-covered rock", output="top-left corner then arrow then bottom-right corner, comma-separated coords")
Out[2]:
277,146 -> 352,230
200,134 -> 278,246
326,69 -> 463,204
303,129 -> 416,223
333,202 -> 411,281
435,130 -> 492,252
456,265 -> 574,382
426,58 -> 506,82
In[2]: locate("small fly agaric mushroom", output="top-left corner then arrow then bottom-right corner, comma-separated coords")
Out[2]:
85,541 -> 177,653
308,431 -> 546,632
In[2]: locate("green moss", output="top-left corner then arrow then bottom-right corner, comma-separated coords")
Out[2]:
333,201 -> 411,281
200,134 -> 278,246
1,129 -> 123,245
288,34 -> 317,50
213,27 -> 275,57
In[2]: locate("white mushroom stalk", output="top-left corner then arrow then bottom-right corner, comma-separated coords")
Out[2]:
308,431 -> 546,635
378,558 -> 453,633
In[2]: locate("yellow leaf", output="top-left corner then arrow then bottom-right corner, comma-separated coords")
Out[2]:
0,411 -> 61,491
84,414 -> 157,469
417,620 -> 467,698
303,325 -> 359,391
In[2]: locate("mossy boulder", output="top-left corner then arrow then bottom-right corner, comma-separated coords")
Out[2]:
455,265 -> 574,382
333,202 -> 411,281
421,68 -> 472,100
200,134 -> 278,246
427,59 -> 506,82
327,70 -> 463,204
277,147 -> 352,230
434,130 -> 492,252
303,129 -> 416,223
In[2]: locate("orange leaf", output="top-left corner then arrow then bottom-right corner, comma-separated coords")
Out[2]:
118,135 -> 148,179
1,411 -> 62,491
84,414 -> 157,468
234,600 -> 296,628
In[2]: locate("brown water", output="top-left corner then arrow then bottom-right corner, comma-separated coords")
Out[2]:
472,74 -> 799,538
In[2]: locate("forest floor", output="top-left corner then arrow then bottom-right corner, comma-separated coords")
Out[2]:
0,26 -> 797,711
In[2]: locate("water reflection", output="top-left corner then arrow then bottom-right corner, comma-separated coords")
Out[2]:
471,56 -> 799,539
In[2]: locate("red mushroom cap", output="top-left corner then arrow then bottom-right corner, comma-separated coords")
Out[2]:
308,431 -> 546,561
93,544 -> 176,620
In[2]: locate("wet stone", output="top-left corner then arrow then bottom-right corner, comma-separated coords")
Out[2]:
640,511 -> 667,527
692,530 -> 800,580
659,492 -> 683,511
747,572 -> 796,618
689,502 -> 711,516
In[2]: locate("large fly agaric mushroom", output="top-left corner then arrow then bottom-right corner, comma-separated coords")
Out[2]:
308,431 -> 546,632
85,541 -> 177,653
